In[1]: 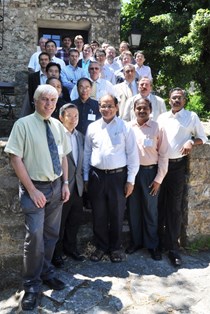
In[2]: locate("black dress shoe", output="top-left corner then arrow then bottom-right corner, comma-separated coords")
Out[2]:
52,256 -> 64,268
21,292 -> 38,311
65,250 -> 85,261
168,250 -> 182,267
43,277 -> 65,290
148,248 -> 162,261
125,245 -> 141,254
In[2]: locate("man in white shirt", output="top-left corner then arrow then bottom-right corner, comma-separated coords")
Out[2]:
70,61 -> 115,101
45,40 -> 66,69
28,37 -> 48,73
83,94 -> 139,263
122,77 -> 166,122
105,46 -> 121,72
157,87 -> 208,267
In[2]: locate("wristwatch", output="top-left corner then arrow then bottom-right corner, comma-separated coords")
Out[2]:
189,139 -> 194,145
63,180 -> 69,184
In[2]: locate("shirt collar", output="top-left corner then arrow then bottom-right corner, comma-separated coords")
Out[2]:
131,118 -> 151,128
168,107 -> 185,118
101,115 -> 118,127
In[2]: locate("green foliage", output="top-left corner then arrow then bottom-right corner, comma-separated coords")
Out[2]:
121,0 -> 210,111
186,92 -> 209,119
186,235 -> 210,253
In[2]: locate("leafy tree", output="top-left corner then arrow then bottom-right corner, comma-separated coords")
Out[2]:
121,0 -> 210,112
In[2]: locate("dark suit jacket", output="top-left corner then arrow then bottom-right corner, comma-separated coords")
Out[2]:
67,130 -> 84,197
28,71 -> 40,108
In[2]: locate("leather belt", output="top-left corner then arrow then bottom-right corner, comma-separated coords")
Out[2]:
92,166 -> 126,174
140,164 -> 157,169
169,157 -> 184,163
31,177 -> 61,185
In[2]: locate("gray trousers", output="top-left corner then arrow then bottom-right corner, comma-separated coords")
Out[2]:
20,178 -> 63,293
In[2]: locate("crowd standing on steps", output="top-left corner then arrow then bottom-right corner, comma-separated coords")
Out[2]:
4,34 -> 208,311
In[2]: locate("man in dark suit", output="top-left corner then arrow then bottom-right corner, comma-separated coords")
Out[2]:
28,52 -> 50,108
52,103 -> 85,267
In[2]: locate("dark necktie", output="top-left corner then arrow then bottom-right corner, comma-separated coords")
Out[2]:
44,120 -> 62,176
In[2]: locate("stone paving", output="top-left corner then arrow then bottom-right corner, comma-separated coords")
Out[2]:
1,248 -> 210,314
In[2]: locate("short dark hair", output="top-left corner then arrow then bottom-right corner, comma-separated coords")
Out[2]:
90,40 -> 100,46
77,77 -> 93,88
134,98 -> 152,111
169,87 -> 186,98
69,48 -> 80,56
95,48 -> 106,57
46,62 -> 61,73
59,103 -> 78,117
134,50 -> 145,58
99,94 -> 118,106
62,35 -> 72,41
46,77 -> 62,85
38,52 -> 50,61
45,40 -> 57,48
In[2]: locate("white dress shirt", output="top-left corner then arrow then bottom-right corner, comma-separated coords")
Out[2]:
28,51 -> 41,72
83,116 -> 139,184
157,108 -> 208,159
134,64 -> 152,80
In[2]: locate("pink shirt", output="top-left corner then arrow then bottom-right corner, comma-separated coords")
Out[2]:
130,119 -> 168,184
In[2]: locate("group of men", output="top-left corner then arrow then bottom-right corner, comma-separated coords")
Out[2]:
4,34 -> 208,311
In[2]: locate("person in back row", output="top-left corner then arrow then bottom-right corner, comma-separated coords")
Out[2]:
28,37 -> 48,72
56,35 -> 72,65
134,51 -> 152,81
45,40 -> 66,69
61,48 -> 88,96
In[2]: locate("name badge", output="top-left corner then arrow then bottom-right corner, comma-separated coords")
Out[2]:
88,113 -> 96,121
144,138 -> 153,147
57,144 -> 63,155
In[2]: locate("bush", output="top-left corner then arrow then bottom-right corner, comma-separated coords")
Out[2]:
185,93 -> 210,120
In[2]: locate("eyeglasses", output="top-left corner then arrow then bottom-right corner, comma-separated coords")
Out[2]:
171,96 -> 184,100
89,67 -> 100,70
125,69 -> 135,73
99,105 -> 116,109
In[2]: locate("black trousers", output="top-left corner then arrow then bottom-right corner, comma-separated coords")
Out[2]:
54,186 -> 83,257
158,157 -> 187,251
127,165 -> 159,249
88,167 -> 127,252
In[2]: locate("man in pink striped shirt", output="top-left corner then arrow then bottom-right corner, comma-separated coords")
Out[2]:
126,98 -> 168,260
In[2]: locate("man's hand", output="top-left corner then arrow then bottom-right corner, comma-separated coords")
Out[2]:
149,181 -> 160,196
180,140 -> 193,155
124,182 -> 134,198
29,189 -> 47,208
62,184 -> 70,203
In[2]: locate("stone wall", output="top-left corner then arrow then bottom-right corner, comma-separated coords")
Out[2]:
0,141 -> 210,288
0,0 -> 121,120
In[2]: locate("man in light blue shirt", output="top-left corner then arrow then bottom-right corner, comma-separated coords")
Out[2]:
61,48 -> 88,96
